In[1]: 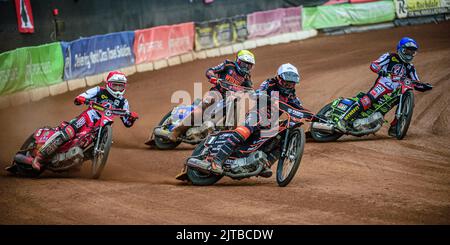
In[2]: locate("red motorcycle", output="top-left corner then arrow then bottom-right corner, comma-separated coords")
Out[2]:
6,101 -> 129,178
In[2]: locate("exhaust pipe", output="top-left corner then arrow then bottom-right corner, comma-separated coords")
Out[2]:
224,163 -> 264,179
153,127 -> 171,139
186,158 -> 219,174
347,123 -> 382,136
311,122 -> 335,134
14,153 -> 34,166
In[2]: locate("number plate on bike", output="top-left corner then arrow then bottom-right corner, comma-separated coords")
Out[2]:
337,103 -> 348,111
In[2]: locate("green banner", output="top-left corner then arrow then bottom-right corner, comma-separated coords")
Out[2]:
303,1 -> 396,30
0,42 -> 64,96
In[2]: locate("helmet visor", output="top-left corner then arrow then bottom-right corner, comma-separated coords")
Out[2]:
280,79 -> 296,89
402,47 -> 417,57
280,71 -> 300,84
109,82 -> 126,92
237,60 -> 254,71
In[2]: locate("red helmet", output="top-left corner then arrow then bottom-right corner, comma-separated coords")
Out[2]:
105,71 -> 127,98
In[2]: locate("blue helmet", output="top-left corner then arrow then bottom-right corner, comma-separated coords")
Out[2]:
397,37 -> 418,63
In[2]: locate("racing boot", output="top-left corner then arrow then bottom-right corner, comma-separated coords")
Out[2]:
210,127 -> 250,174
258,162 -> 273,178
32,126 -> 75,171
167,122 -> 191,142
336,102 -> 363,133
388,118 -> 398,137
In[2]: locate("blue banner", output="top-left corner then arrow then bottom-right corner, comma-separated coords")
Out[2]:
61,31 -> 135,80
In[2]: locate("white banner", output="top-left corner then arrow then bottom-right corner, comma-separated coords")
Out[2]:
394,0 -> 450,18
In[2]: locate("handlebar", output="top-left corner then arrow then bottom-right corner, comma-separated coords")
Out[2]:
278,101 -> 315,123
217,79 -> 254,92
87,100 -> 129,116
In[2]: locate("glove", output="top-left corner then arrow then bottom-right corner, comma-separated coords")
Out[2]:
129,111 -> 139,121
209,77 -> 218,85
74,96 -> 86,105
378,70 -> 389,77
413,82 -> 433,92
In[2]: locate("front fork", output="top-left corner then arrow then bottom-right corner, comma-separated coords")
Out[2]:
94,127 -> 103,156
280,128 -> 290,158
395,93 -> 404,121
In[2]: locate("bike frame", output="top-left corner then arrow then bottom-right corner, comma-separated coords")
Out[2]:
330,78 -> 414,123
52,102 -> 127,156
204,100 -> 312,157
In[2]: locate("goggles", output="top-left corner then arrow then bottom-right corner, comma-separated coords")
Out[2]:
109,81 -> 126,92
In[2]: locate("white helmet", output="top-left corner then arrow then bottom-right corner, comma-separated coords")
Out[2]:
105,71 -> 127,98
277,63 -> 300,83
276,63 -> 300,96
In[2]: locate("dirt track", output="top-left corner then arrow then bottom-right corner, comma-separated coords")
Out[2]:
1,22 -> 449,224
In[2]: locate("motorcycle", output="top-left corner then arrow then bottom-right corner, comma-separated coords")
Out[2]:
310,76 -> 431,142
6,101 -> 129,178
176,99 -> 313,187
146,80 -> 254,150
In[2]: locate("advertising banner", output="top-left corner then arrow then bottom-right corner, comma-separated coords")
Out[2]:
61,31 -> 135,80
325,0 -> 350,5
247,7 -> 302,39
14,0 -> 34,33
169,22 -> 195,58
195,16 -> 248,51
195,21 -> 215,50
350,0 -> 379,3
134,22 -> 194,64
232,15 -> 248,43
302,1 -> 395,30
0,42 -> 63,95
213,19 -> 234,47
394,0 -> 450,18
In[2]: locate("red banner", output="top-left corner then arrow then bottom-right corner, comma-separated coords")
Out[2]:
247,7 -> 302,39
324,0 -> 349,5
324,0 -> 377,4
134,22 -> 194,64
15,0 -> 34,33
349,0 -> 379,3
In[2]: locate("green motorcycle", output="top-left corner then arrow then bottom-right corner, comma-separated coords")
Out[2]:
310,77 -> 431,142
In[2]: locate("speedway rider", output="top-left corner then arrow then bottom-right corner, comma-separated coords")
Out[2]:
31,71 -> 139,171
336,37 -> 433,135
166,49 -> 256,142
209,63 -> 314,177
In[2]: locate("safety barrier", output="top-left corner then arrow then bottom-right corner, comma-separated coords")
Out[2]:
0,0 -> 448,110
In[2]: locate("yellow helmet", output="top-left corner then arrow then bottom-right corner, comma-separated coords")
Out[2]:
236,50 -> 255,75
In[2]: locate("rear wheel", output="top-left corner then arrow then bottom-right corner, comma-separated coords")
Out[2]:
154,111 -> 182,150
276,128 -> 305,187
8,133 -> 43,177
310,103 -> 343,142
186,139 -> 222,186
91,125 -> 112,179
395,90 -> 414,140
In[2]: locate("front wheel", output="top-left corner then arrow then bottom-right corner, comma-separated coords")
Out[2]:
310,103 -> 343,142
91,125 -> 112,179
186,139 -> 222,186
395,90 -> 414,140
154,110 -> 182,150
276,128 -> 305,187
